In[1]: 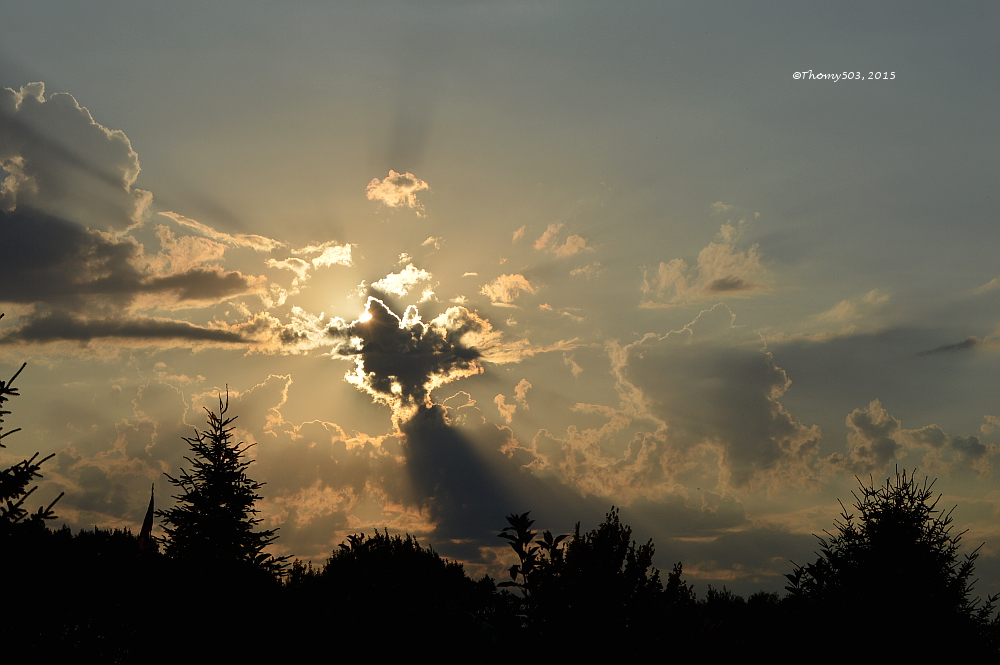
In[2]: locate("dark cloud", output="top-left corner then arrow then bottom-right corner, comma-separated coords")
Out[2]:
399,402 -> 613,562
614,304 -> 821,489
918,336 -> 979,356
951,435 -> 988,460
0,206 -> 265,343
834,400 -> 988,474
329,298 -> 484,413
844,401 -> 903,471
0,310 -> 253,345
0,83 -> 149,231
706,276 -> 753,292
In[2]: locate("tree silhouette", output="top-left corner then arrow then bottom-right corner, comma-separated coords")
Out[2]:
786,469 -> 998,656
498,508 -> 672,643
284,530 -> 506,653
157,394 -> 284,576
0,358 -> 62,539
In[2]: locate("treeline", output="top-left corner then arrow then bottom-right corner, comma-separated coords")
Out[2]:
2,362 -> 999,661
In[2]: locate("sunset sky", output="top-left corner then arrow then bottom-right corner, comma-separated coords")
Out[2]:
3,2 -> 999,596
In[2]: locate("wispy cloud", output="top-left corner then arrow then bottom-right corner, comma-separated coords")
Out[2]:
158,211 -> 284,252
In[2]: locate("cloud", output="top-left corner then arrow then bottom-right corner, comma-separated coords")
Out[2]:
511,304 -> 821,497
158,211 -> 284,252
0,87 -> 272,347
494,394 -> 516,424
533,222 -> 593,257
534,223 -> 563,250
512,225 -> 526,244
919,336 -> 979,356
366,170 -> 429,211
571,262 -> 603,278
301,242 -> 354,268
816,289 -> 890,324
266,257 -> 310,285
641,223 -> 768,307
0,310 -> 257,347
421,236 -> 442,249
514,379 -> 531,407
480,274 -> 535,306
364,264 -> 434,299
610,304 -> 820,490
1,83 -> 150,231
264,241 -> 353,302
0,207 -> 264,316
493,379 -> 531,424
830,400 -> 996,475
711,201 -> 734,213
325,298 -> 486,418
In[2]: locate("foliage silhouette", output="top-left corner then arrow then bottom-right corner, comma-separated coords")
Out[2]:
157,394 -> 285,576
497,510 -> 567,598
785,469 -> 999,656
498,508 -> 682,644
284,530 -> 510,654
0,356 -> 62,539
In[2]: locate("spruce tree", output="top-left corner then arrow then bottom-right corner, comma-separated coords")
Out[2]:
157,395 -> 284,575
785,470 -> 998,656
1,358 -> 62,539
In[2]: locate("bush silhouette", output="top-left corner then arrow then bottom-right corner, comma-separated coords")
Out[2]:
284,530 -> 504,655
499,508 -> 678,644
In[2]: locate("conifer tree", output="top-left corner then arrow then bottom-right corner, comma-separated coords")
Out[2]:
785,470 -> 998,656
157,395 -> 284,575
1,358 -> 62,538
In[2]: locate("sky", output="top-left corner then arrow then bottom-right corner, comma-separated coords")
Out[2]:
2,1 -> 999,597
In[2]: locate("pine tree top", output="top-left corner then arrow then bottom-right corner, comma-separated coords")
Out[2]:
156,395 -> 285,575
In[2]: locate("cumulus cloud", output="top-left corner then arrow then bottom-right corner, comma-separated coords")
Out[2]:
534,223 -> 562,250
1,83 -> 150,231
324,298 -> 487,418
512,225 -> 526,244
509,304 -> 821,497
0,83 -> 275,347
641,223 -> 768,307
366,170 -> 429,211
303,242 -> 354,269
610,304 -> 820,489
363,264 -> 434,299
480,274 -> 536,306
829,400 -> 997,475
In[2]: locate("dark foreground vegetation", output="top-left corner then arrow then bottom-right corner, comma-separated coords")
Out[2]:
3,360 -> 999,661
